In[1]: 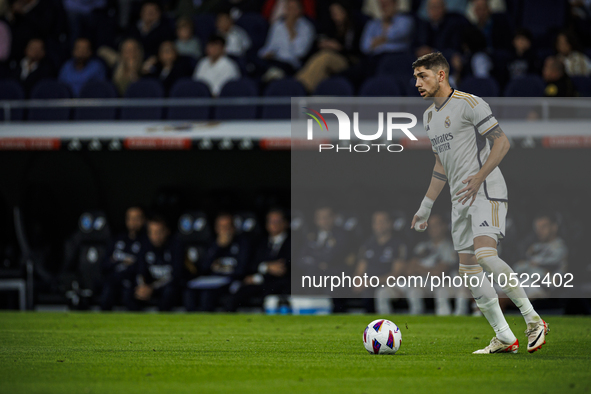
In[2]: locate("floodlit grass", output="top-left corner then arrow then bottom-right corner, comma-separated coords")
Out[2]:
0,313 -> 590,394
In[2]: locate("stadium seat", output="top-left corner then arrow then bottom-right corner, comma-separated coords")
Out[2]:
233,211 -> 262,240
459,76 -> 500,97
571,77 -> 591,97
262,78 -> 306,119
28,80 -> 72,121
376,53 -> 415,77
121,79 -> 164,120
313,77 -> 354,96
0,80 -> 25,121
359,76 -> 402,96
235,12 -> 269,53
167,79 -> 211,120
75,81 -> 118,120
193,13 -> 216,48
214,78 -> 258,120
62,210 -> 111,309
504,75 -> 545,97
177,211 -> 211,281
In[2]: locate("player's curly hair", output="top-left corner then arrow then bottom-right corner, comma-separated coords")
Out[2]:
412,52 -> 450,77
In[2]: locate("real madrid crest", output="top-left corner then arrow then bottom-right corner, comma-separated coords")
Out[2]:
427,111 -> 432,123
444,116 -> 451,128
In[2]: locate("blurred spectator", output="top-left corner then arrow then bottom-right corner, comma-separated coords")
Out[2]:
298,206 -> 348,277
62,0 -> 106,48
123,1 -> 174,59
569,0 -> 591,48
542,56 -> 576,97
555,31 -> 591,77
417,0 -> 468,21
9,38 -> 56,96
404,214 -> 465,315
99,38 -> 144,96
450,26 -> 492,84
5,0 -> 59,61
262,0 -> 315,23
185,212 -> 251,312
362,0 -> 412,19
58,37 -> 106,97
193,35 -> 241,96
144,40 -> 193,94
296,0 -> 362,93
228,208 -> 291,311
354,211 -> 407,313
507,28 -> 536,80
415,0 -> 466,57
514,213 -> 568,298
100,206 -> 146,311
466,0 -> 505,24
257,0 -> 315,80
175,17 -> 201,60
360,0 -> 413,56
471,0 -> 512,51
127,215 -> 183,311
0,19 -> 10,62
216,11 -> 251,58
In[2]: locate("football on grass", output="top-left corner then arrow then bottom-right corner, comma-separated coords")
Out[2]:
363,319 -> 402,355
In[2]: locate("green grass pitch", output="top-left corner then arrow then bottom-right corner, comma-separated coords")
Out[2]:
1,312 -> 590,394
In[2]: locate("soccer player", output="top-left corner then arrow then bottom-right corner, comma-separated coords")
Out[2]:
410,52 -> 549,354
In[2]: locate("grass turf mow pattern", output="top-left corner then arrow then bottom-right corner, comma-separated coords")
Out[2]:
0,313 -> 590,393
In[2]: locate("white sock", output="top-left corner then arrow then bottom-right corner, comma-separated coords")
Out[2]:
475,247 -> 541,325
459,264 -> 516,343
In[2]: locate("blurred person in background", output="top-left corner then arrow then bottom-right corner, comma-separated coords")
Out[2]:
262,0 -> 315,23
227,208 -> 291,311
0,19 -> 9,63
298,206 -> 348,278
355,210 -> 407,314
341,0 -> 413,88
143,40 -> 193,94
58,37 -> 106,97
506,28 -> 536,80
123,1 -> 174,59
98,38 -> 144,96
5,0 -> 58,61
126,215 -> 183,311
215,11 -> 251,58
512,214 -> 568,299
470,0 -> 512,52
9,38 -> 56,96
555,30 -> 591,77
62,0 -> 107,48
100,206 -> 146,311
449,25 -> 492,85
542,56 -> 576,97
175,17 -> 201,60
415,0 -> 465,58
193,35 -> 241,96
185,212 -> 251,311
257,0 -> 315,81
417,0 -> 468,21
296,0 -> 362,93
406,213 -> 467,315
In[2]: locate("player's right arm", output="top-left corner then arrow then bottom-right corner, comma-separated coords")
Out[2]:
410,154 -> 447,231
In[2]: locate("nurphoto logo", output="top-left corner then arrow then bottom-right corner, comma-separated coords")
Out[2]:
304,108 -> 419,153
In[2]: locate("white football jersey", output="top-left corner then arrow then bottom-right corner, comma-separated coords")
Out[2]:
423,89 -> 508,203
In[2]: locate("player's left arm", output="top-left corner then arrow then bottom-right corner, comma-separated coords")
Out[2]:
457,126 -> 510,205
457,98 -> 511,205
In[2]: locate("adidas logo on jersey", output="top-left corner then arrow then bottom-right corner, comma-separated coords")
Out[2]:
479,221 -> 489,227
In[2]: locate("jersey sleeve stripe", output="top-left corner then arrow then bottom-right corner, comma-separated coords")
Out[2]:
454,91 -> 479,106
452,96 -> 475,108
481,122 -> 499,136
475,114 -> 495,129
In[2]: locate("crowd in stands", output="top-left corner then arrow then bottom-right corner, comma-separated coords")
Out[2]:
1,0 -> 591,115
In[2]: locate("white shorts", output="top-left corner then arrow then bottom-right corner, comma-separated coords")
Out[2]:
451,192 -> 507,251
